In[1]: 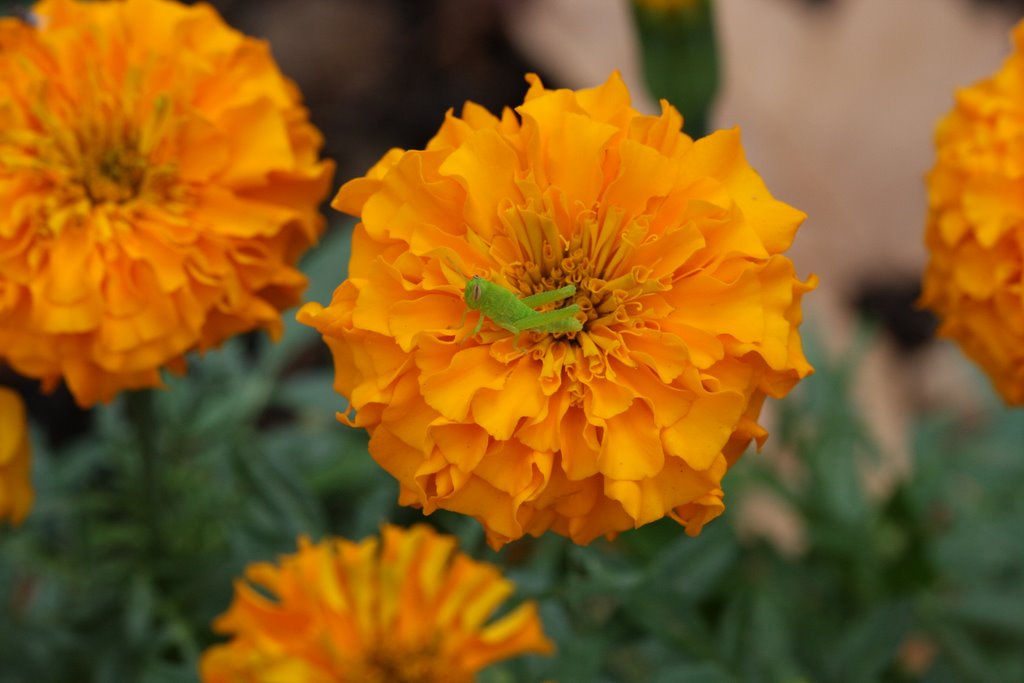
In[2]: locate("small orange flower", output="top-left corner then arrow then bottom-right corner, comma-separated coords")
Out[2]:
300,73 -> 814,547
921,20 -> 1024,404
0,387 -> 33,525
200,525 -> 553,683
0,0 -> 333,406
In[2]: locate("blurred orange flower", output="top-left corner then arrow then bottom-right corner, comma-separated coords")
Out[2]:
0,387 -> 33,525
200,524 -> 553,683
921,20 -> 1024,404
0,0 -> 333,406
300,72 -> 814,548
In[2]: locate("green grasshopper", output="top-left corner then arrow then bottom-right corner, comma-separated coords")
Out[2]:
457,275 -> 583,345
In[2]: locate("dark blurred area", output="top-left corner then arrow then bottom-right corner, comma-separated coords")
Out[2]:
202,0 -> 546,185
853,279 -> 938,354
0,368 -> 91,448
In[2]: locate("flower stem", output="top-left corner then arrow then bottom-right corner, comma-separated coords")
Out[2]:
633,0 -> 719,138
125,389 -> 162,562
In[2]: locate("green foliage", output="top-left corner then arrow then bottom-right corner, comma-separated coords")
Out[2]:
0,223 -> 400,682
632,0 -> 719,138
3,229 -> 1024,682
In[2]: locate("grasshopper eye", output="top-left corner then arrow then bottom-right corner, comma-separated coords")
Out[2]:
470,278 -> 483,303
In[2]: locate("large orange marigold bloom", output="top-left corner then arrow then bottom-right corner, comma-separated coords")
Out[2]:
200,524 -> 553,683
921,21 -> 1024,404
0,387 -> 33,526
0,0 -> 333,406
300,73 -> 814,547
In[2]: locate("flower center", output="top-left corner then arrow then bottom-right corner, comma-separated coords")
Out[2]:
348,640 -> 466,683
2,80 -> 183,240
81,143 -> 148,204
499,204 -> 666,350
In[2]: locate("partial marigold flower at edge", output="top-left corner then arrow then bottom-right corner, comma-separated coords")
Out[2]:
0,387 -> 33,526
0,0 -> 334,406
921,19 -> 1024,404
300,72 -> 816,548
199,524 -> 554,683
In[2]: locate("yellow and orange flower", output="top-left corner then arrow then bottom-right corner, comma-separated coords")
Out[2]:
921,20 -> 1024,404
300,72 -> 814,548
200,524 -> 553,683
0,0 -> 333,406
0,387 -> 33,526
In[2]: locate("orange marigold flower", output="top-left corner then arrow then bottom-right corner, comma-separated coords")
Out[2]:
0,0 -> 333,406
199,524 -> 553,683
0,387 -> 33,526
921,20 -> 1024,404
300,73 -> 815,548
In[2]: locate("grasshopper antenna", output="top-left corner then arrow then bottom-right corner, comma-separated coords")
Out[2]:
433,249 -> 470,285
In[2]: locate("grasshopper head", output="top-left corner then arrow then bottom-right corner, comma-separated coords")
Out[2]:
464,276 -> 485,310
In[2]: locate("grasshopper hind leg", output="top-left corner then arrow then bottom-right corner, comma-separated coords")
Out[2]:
514,304 -> 584,334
